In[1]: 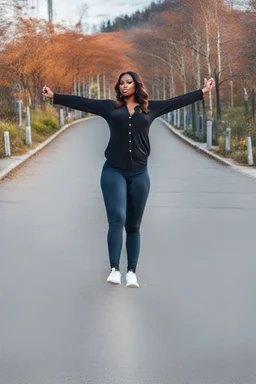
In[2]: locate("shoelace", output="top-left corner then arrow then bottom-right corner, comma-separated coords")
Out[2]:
111,269 -> 120,276
127,272 -> 137,280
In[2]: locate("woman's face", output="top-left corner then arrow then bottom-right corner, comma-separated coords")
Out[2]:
119,74 -> 136,97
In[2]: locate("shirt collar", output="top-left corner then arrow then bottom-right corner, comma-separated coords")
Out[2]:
122,103 -> 140,111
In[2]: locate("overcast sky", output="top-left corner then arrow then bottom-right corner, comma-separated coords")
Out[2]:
34,0 -> 153,33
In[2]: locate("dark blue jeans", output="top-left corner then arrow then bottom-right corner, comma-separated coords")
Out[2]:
100,160 -> 150,272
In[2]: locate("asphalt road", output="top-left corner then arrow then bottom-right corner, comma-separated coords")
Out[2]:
1,116 -> 256,384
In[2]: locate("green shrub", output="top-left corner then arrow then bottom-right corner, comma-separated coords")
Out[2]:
221,107 -> 255,139
30,105 -> 59,136
31,105 -> 58,128
232,150 -> 248,164
0,121 -> 27,157
0,105 -> 60,157
31,121 -> 51,136
217,135 -> 225,152
183,127 -> 205,143
41,117 -> 58,130
31,104 -> 58,122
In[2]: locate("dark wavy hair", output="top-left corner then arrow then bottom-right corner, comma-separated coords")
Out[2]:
114,71 -> 149,113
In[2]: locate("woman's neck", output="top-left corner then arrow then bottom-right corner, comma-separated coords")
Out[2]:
124,95 -> 137,104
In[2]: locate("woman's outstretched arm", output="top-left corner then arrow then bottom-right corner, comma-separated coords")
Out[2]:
42,86 -> 113,119
148,78 -> 215,119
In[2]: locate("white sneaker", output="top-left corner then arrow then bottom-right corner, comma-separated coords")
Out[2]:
126,271 -> 139,288
107,268 -> 122,284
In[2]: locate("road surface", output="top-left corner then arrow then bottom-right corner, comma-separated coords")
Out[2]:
1,116 -> 256,383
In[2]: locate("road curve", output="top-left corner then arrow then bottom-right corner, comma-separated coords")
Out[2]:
1,116 -> 256,384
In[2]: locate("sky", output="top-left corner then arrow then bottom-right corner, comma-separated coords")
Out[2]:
33,0 -> 154,33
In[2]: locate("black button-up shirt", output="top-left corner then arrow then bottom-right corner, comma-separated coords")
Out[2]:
53,89 -> 203,170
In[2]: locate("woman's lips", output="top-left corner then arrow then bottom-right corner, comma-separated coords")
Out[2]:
123,89 -> 129,93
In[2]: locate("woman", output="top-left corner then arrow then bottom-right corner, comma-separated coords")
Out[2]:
42,71 -> 215,288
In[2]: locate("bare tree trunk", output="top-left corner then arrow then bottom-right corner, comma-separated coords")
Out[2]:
195,32 -> 201,113
82,75 -> 85,97
108,80 -> 112,99
205,22 -> 213,114
217,26 -> 222,76
216,2 -> 222,78
157,71 -> 160,99
89,77 -> 93,98
181,53 -> 187,130
170,66 -> 175,97
252,88 -> 255,121
243,86 -> 249,114
230,80 -> 234,108
103,73 -> 106,99
215,67 -> 221,122
168,50 -> 175,97
163,75 -> 166,99
97,74 -> 100,99
77,78 -> 81,96
168,78 -> 172,99
73,75 -> 77,95
156,85 -> 160,99
196,33 -> 201,90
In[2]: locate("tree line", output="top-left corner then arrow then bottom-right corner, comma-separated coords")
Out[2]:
0,0 -> 255,125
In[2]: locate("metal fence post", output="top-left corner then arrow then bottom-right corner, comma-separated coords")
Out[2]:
183,108 -> 186,130
191,103 -> 196,134
195,112 -> 200,137
75,110 -> 82,120
25,106 -> 32,145
18,100 -> 22,127
207,120 -> 212,149
186,109 -> 191,125
25,106 -> 30,126
225,128 -> 231,153
4,131 -> 11,156
177,109 -> 180,128
60,108 -> 64,126
246,136 -> 254,165
200,113 -> 203,138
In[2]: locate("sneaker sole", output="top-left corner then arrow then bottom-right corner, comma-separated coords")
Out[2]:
107,280 -> 121,285
126,283 -> 139,288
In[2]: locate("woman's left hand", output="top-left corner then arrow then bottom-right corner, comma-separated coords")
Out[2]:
202,78 -> 215,94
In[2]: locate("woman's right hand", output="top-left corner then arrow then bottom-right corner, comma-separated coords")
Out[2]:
42,86 -> 54,99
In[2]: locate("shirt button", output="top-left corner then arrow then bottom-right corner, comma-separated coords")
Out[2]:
129,124 -> 131,126
129,140 -> 131,143
129,150 -> 132,152
129,116 -> 131,119
129,132 -> 131,134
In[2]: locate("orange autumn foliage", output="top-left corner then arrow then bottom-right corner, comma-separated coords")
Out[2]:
0,18 -> 135,106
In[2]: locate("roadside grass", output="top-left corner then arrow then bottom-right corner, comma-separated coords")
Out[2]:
180,107 -> 256,166
0,105 -> 71,158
